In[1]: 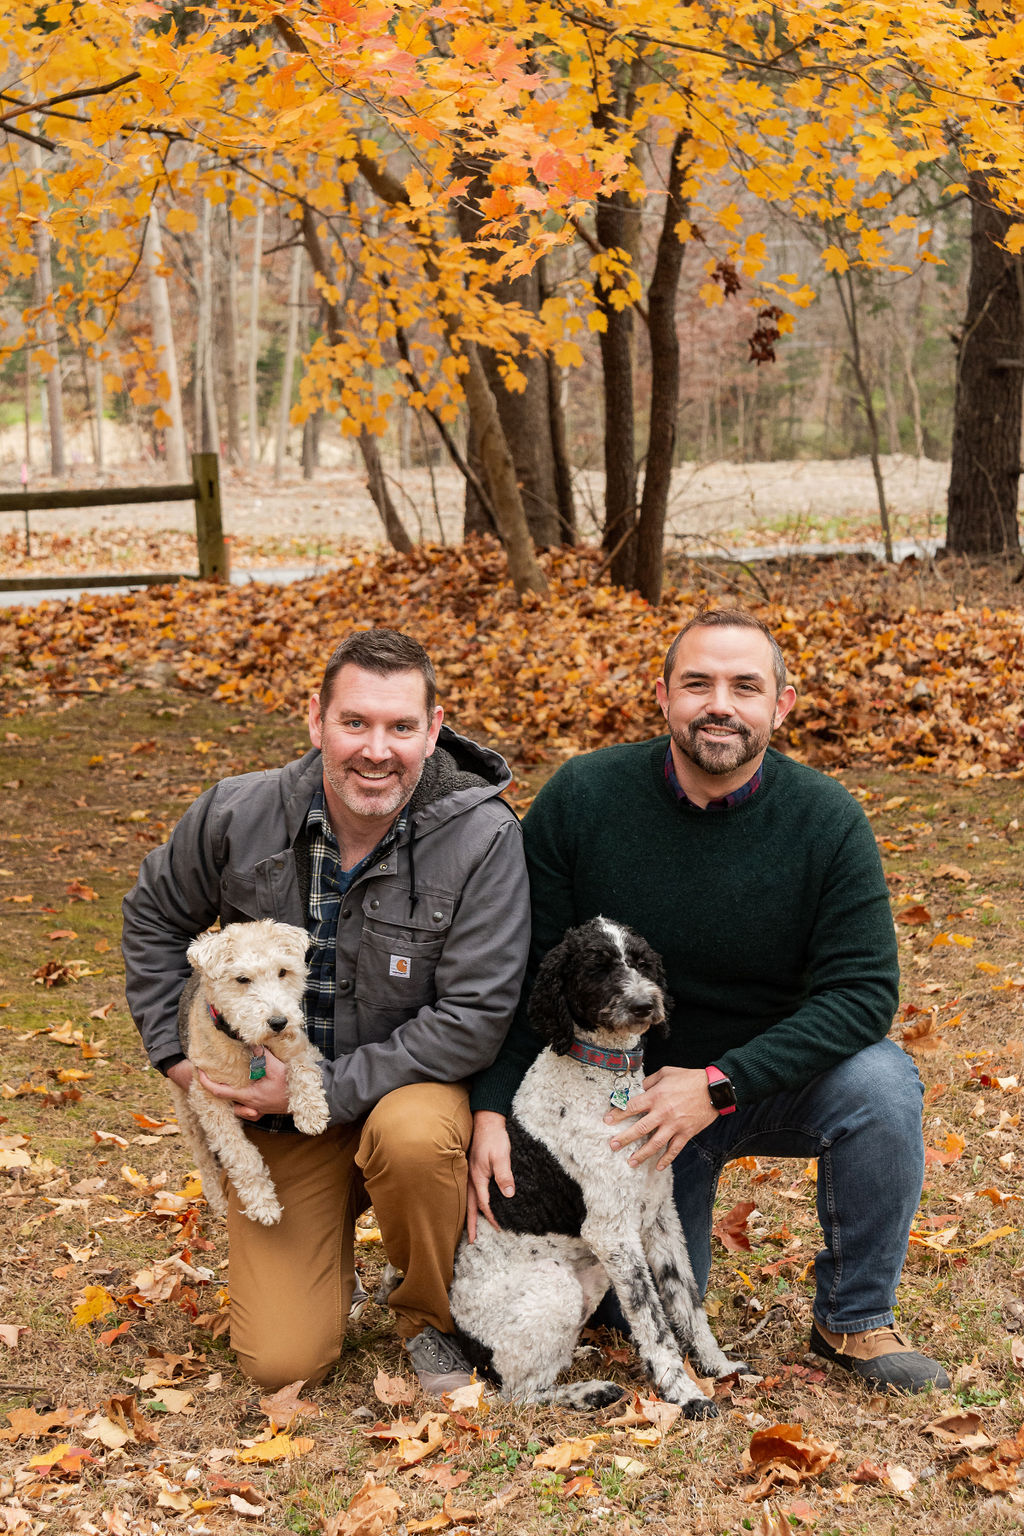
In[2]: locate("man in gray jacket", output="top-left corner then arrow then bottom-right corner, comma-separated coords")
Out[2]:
122,629 -> 530,1394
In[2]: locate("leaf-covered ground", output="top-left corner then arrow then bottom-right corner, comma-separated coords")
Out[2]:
2,539 -> 1023,787
2,542 -> 1024,1535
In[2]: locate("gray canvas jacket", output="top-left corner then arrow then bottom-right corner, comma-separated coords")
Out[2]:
121,727 -> 530,1125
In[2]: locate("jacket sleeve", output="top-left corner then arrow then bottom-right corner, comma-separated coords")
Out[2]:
469,767 -> 576,1116
323,815 -> 531,1123
121,785 -> 225,1073
715,808 -> 900,1104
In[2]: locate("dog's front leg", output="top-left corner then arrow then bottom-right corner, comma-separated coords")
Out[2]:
584,1227 -> 715,1417
283,1056 -> 330,1136
643,1206 -> 748,1380
168,1082 -> 228,1221
188,1085 -> 283,1225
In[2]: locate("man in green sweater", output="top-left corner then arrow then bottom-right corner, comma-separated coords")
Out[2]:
469,608 -> 948,1393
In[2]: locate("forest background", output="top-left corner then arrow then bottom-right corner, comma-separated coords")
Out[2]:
2,4 -> 1024,1536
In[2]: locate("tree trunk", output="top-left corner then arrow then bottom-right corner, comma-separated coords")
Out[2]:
247,200 -> 264,467
274,243 -> 303,482
299,206 -> 414,553
596,187 -> 637,586
538,256 -> 576,543
460,340 -> 549,593
946,174 -> 1023,557
357,430 -> 414,553
221,209 -> 243,464
142,206 -> 188,478
834,271 -> 894,561
635,132 -> 688,606
91,311 -> 105,470
29,138 -> 66,476
454,182 -> 563,546
197,194 -> 220,454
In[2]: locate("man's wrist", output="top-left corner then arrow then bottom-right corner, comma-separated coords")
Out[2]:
705,1064 -> 737,1115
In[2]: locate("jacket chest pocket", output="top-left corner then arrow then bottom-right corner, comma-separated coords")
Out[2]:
355,884 -> 453,1011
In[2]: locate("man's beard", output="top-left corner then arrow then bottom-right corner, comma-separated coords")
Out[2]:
323,755 -> 423,820
671,714 -> 771,777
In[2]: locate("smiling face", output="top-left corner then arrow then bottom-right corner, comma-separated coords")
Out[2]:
308,664 -> 443,843
655,625 -> 796,806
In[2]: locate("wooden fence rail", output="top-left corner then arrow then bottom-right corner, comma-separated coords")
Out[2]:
0,451 -> 227,593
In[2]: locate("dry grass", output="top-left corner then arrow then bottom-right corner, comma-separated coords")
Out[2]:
1,551 -> 1024,1535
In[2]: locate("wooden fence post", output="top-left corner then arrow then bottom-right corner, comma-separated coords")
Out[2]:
192,451 -> 228,581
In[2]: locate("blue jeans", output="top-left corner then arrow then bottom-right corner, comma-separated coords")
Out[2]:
596,1039 -> 925,1335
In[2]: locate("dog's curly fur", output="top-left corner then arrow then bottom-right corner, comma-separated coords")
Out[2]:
169,920 -> 329,1226
449,916 -> 745,1412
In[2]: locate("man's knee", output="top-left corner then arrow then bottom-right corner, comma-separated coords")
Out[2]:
233,1329 -> 340,1392
826,1039 -> 923,1132
359,1083 -> 471,1175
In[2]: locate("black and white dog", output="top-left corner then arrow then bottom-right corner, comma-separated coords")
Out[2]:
450,917 -> 745,1413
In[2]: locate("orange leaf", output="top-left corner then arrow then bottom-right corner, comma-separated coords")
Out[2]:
714,1200 -> 755,1252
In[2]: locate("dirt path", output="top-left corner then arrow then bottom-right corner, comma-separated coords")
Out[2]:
0,446 -> 952,553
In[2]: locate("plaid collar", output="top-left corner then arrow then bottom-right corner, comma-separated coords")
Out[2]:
664,747 -> 762,811
305,789 -> 408,875
567,1040 -> 644,1072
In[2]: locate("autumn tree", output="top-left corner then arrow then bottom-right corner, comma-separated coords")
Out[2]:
2,0 -> 1024,595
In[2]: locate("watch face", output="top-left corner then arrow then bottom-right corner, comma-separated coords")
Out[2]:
708,1077 -> 737,1111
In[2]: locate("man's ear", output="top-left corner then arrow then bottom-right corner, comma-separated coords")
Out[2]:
655,676 -> 669,721
773,685 -> 797,730
308,693 -> 323,749
424,705 -> 444,757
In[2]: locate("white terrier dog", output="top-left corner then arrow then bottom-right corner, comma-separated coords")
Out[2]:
169,920 -> 329,1226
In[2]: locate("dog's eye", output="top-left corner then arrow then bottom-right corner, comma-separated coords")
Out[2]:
278,968 -> 288,978
235,975 -> 251,986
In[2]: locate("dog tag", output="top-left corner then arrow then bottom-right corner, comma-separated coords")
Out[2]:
609,1080 -> 632,1110
249,1052 -> 267,1082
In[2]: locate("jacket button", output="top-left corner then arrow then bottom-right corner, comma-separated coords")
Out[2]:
378,863 -> 388,871
369,898 -> 380,911
432,911 -> 444,923
341,908 -> 352,919
338,979 -> 351,994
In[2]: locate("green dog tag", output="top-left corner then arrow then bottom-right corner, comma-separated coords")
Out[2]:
609,1080 -> 632,1111
249,1053 -> 267,1082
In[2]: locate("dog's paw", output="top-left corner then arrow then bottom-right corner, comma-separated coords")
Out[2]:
680,1396 -> 719,1420
293,1106 -> 330,1136
242,1194 -> 283,1226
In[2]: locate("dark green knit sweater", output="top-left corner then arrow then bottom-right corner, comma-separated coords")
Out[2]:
472,740 -> 899,1115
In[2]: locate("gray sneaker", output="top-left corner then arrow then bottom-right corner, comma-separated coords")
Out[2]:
404,1325 -> 474,1397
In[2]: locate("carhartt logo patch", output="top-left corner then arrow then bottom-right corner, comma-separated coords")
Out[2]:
389,955 -> 411,978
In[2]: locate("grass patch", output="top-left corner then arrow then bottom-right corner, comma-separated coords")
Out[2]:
2,692 -> 1024,1531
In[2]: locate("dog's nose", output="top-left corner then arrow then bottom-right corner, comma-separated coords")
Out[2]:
631,1001 -> 654,1018
267,1014 -> 289,1033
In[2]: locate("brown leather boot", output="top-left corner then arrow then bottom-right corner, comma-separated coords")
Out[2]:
810,1321 -> 950,1393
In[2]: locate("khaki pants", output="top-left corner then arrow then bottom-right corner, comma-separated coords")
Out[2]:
226,1081 -> 472,1389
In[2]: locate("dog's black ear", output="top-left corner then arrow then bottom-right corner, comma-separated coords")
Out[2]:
630,933 -> 671,1037
528,939 -> 577,1055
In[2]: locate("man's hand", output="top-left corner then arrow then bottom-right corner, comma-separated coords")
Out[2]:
165,1060 -> 194,1092
604,1066 -> 717,1170
467,1110 -> 514,1242
196,1051 -> 291,1120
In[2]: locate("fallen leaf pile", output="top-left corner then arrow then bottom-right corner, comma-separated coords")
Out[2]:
1,541 -> 1022,775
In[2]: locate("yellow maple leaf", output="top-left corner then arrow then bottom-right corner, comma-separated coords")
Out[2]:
72,1286 -> 117,1328
237,1434 -> 314,1463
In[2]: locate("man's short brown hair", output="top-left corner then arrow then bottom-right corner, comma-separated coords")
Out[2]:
319,629 -> 437,716
663,608 -> 787,696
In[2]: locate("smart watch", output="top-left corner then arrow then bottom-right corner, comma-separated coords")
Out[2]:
705,1064 -> 737,1115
